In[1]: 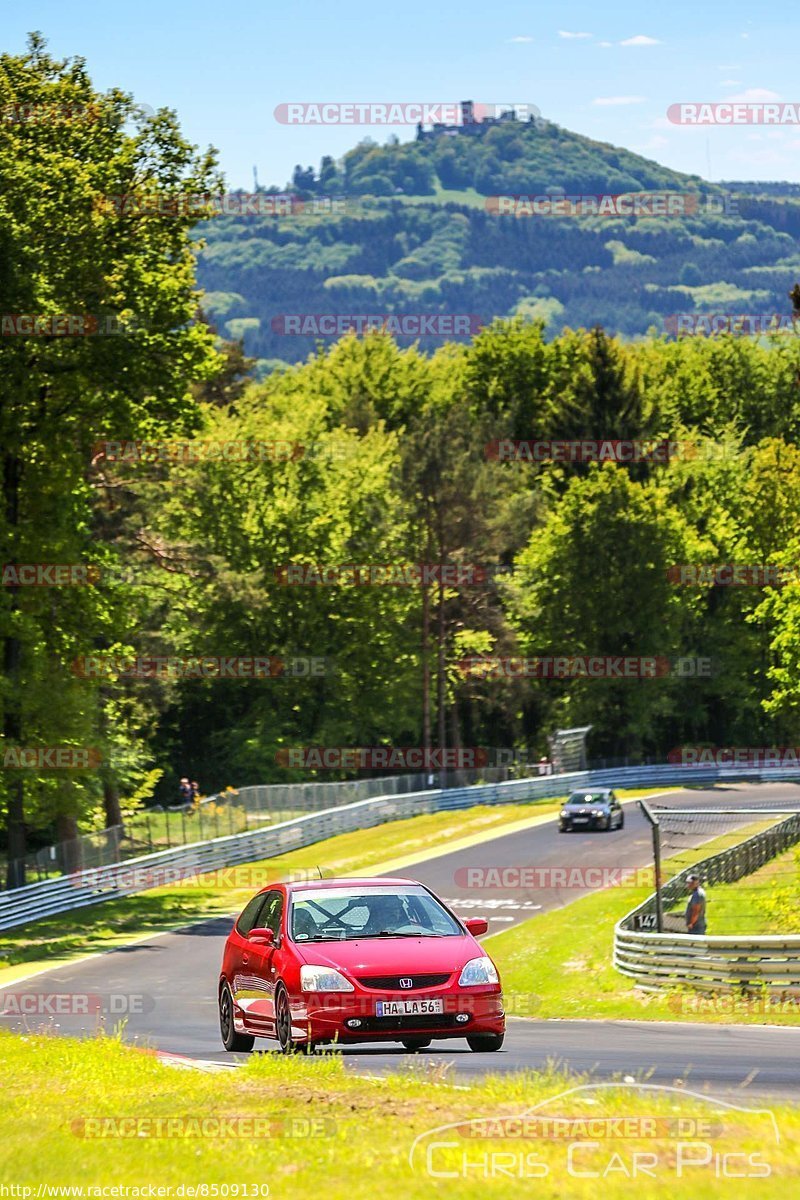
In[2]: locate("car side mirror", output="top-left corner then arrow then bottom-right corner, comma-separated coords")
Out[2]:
464,917 -> 489,936
248,927 -> 276,946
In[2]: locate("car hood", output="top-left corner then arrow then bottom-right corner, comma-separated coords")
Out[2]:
293,934 -> 479,976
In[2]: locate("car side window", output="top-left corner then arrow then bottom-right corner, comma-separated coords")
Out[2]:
236,893 -> 266,937
258,890 -> 284,937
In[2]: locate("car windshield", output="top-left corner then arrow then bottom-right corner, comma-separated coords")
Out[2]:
289,885 -> 463,941
567,793 -> 609,805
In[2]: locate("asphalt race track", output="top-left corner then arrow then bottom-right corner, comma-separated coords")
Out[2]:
3,782 -> 800,1097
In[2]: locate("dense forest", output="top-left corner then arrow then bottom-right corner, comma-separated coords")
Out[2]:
197,121 -> 800,363
3,40 -> 800,883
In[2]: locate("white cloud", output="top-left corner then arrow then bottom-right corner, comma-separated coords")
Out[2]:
592,95 -> 647,106
720,80 -> 741,87
598,41 -> 613,48
559,31 -> 592,39
508,35 -> 534,43
620,34 -> 661,46
723,87 -> 781,102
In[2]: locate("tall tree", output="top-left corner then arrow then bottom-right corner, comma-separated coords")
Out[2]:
0,35 -> 221,884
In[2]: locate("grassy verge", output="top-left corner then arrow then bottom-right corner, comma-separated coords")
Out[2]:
0,799 -> 564,980
687,844 -> 800,935
491,822 -> 800,1027
1,1030 -> 797,1197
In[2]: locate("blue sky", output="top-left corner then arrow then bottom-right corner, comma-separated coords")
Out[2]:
7,1 -> 799,186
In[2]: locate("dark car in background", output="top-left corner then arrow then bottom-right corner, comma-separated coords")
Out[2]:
558,789 -> 624,833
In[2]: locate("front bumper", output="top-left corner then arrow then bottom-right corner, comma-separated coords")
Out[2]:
560,815 -> 608,830
292,988 -> 505,1043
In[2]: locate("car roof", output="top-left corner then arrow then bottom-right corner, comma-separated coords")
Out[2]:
250,876 -> 423,896
569,788 -> 613,797
289,876 -> 418,891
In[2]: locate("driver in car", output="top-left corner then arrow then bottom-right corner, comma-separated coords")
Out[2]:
363,894 -> 411,935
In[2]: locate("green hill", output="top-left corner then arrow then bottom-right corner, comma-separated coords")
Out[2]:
196,117 -> 800,369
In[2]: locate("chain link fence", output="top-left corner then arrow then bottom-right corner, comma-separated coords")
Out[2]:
1,764 -> 535,888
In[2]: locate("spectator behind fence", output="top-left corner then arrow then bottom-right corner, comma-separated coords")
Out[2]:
685,873 -> 707,934
179,776 -> 192,805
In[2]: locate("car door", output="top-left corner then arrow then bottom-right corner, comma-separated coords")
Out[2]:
227,891 -> 267,1002
238,889 -> 285,1036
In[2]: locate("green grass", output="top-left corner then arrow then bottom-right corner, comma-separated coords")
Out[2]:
0,799 -> 562,980
686,844 -> 800,935
2,1030 -> 797,1197
491,821 -> 800,1028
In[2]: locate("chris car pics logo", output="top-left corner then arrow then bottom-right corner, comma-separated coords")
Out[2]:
410,1083 -> 777,1181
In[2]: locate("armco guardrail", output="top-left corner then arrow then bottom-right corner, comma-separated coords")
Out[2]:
1,761 -> 799,932
11,765 -> 528,883
614,812 -> 800,991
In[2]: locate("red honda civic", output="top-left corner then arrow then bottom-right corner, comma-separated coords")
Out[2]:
218,876 -> 505,1053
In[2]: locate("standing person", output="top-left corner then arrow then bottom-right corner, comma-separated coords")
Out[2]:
685,873 -> 707,934
179,777 -> 192,806
191,780 -> 201,803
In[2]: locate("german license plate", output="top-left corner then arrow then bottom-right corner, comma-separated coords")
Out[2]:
573,817 -> 589,823
375,998 -> 444,1017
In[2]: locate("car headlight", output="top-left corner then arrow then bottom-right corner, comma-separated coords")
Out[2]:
560,809 -> 568,817
458,956 -> 499,987
300,965 -> 354,992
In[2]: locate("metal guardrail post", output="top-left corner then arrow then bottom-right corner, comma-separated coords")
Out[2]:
639,799 -> 664,932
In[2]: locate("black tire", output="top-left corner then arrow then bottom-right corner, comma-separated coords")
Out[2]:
219,982 -> 254,1053
619,811 -> 625,829
559,824 -> 568,833
402,1038 -> 432,1051
275,983 -> 313,1054
604,816 -> 614,831
467,1033 -> 504,1052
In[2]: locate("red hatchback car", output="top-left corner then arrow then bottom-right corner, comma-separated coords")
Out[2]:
218,876 -> 505,1053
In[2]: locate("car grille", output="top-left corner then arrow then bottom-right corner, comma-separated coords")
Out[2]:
356,1013 -> 465,1032
357,973 -> 451,990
